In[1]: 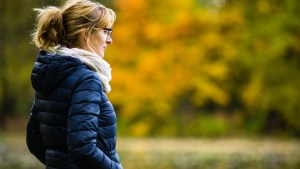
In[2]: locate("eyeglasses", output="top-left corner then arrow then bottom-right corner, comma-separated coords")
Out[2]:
103,28 -> 113,40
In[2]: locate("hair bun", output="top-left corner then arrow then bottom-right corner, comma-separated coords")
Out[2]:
33,6 -> 65,49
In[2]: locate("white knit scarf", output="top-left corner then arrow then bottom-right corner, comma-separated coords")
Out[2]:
48,45 -> 112,93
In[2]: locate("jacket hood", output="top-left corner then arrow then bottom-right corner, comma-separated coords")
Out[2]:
31,50 -> 84,95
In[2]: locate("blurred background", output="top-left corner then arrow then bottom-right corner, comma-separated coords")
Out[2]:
0,0 -> 300,168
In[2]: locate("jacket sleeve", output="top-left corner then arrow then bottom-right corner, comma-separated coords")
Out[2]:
67,72 -> 121,169
26,99 -> 47,165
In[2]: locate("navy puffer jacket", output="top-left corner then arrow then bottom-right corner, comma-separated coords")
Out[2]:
26,51 -> 122,169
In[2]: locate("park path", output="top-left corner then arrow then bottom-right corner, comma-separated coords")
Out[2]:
117,137 -> 300,155
1,133 -> 300,169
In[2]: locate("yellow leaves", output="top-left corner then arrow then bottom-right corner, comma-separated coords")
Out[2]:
222,43 -> 238,60
257,1 -> 271,14
121,101 -> 140,119
174,12 -> 192,29
242,76 -> 262,109
115,0 -> 147,14
107,0 -> 246,136
203,32 -> 223,50
137,53 -> 159,79
153,101 -> 171,118
202,63 -> 228,80
192,78 -> 229,106
143,23 -> 163,41
129,122 -> 151,137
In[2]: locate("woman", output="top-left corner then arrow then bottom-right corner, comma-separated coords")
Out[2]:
26,0 -> 122,168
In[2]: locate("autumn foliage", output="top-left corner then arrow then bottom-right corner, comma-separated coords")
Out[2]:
0,0 -> 300,137
107,0 -> 300,137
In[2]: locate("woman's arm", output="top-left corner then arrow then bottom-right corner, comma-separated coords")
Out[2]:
26,99 -> 47,164
67,72 -> 121,169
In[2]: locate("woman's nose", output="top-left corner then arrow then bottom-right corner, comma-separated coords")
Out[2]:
106,37 -> 113,44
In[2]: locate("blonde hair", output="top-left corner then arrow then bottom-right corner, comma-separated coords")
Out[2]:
32,0 -> 116,50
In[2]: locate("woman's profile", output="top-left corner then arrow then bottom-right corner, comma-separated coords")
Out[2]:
26,0 -> 122,168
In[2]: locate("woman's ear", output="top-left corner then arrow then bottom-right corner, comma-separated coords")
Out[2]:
79,30 -> 88,41
76,30 -> 90,48
77,29 -> 97,54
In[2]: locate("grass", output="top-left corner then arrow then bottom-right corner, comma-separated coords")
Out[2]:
0,132 -> 300,169
118,138 -> 300,169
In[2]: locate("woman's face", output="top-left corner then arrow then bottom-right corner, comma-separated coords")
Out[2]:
88,28 -> 113,58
